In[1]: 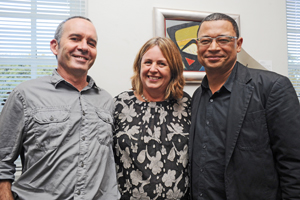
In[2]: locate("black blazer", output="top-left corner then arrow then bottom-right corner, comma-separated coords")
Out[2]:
189,62 -> 300,199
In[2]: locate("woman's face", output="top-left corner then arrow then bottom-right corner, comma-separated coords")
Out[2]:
140,45 -> 171,97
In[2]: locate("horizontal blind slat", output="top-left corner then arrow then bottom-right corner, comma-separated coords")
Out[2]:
286,0 -> 300,100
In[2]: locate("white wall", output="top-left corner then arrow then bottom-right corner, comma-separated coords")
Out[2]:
87,0 -> 288,97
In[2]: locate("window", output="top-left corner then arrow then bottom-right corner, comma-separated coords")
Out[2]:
0,0 -> 86,180
286,0 -> 300,101
0,0 -> 86,111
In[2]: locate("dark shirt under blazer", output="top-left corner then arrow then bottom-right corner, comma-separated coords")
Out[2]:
192,65 -> 236,199
189,62 -> 300,200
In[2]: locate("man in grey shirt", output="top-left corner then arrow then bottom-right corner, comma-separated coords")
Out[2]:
0,16 -> 119,200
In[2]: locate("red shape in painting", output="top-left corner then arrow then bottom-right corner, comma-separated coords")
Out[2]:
185,57 -> 195,66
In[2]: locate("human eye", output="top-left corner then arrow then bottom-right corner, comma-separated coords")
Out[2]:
158,61 -> 167,67
199,37 -> 211,45
144,60 -> 152,65
88,39 -> 97,47
70,37 -> 78,41
217,36 -> 230,44
88,42 -> 96,47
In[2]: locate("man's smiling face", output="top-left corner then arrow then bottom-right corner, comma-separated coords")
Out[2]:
197,20 -> 242,73
51,18 -> 97,78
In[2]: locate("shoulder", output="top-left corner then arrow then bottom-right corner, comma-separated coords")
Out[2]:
235,62 -> 292,93
114,91 -> 134,101
11,76 -> 52,101
236,62 -> 285,85
180,91 -> 192,105
97,87 -> 113,99
236,63 -> 297,106
14,76 -> 51,91
113,91 -> 136,117
113,91 -> 136,108
182,91 -> 192,99
178,91 -> 191,99
247,68 -> 292,94
249,68 -> 284,82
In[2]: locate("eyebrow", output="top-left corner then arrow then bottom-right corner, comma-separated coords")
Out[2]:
69,33 -> 81,38
200,34 -> 228,37
69,34 -> 97,44
143,57 -> 167,61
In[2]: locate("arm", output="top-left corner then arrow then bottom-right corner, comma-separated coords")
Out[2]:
0,180 -> 14,200
0,90 -> 25,195
266,76 -> 300,198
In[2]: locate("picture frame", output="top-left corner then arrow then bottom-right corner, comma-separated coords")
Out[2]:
153,7 -> 240,83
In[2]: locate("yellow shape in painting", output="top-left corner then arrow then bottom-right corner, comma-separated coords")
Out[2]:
175,25 -> 199,50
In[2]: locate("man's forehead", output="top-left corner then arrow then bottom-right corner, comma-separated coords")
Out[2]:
200,20 -> 232,27
63,18 -> 97,40
198,20 -> 234,34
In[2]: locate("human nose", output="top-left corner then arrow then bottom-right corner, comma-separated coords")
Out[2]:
149,63 -> 158,72
208,38 -> 220,50
78,40 -> 88,52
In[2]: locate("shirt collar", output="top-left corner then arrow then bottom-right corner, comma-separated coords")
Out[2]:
223,63 -> 237,92
201,62 -> 237,93
50,69 -> 100,91
201,75 -> 209,89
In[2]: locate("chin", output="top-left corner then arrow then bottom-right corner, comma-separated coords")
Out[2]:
72,64 -> 90,71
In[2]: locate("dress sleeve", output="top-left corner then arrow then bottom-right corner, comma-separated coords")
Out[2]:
266,76 -> 300,198
0,90 -> 26,181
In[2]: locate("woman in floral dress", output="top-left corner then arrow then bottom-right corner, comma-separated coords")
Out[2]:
113,37 -> 191,200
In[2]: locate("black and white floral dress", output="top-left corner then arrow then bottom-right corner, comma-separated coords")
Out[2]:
113,91 -> 191,200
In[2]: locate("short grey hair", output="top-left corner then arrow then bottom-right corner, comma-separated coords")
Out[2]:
54,16 -> 92,44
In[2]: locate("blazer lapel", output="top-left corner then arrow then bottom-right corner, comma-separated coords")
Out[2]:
189,87 -> 202,163
225,62 -> 254,169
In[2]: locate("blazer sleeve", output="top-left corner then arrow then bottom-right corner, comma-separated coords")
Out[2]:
266,75 -> 300,198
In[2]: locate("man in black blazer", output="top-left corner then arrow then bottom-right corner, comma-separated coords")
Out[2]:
189,13 -> 300,199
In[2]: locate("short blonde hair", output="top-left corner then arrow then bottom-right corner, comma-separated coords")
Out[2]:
131,37 -> 185,100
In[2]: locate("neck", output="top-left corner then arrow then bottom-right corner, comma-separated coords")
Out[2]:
57,68 -> 88,91
205,62 -> 235,94
141,90 -> 165,102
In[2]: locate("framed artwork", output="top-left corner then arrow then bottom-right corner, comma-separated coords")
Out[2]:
153,7 -> 240,83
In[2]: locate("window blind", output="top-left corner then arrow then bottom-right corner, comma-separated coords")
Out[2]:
286,0 -> 300,101
0,0 -> 86,111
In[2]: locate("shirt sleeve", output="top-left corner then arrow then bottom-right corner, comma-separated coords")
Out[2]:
266,76 -> 300,198
0,89 -> 25,181
103,93 -> 120,199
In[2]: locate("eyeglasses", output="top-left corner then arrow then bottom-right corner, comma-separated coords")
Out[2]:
197,36 -> 237,46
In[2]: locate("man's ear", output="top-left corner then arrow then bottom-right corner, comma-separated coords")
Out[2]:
236,37 -> 243,53
50,39 -> 58,56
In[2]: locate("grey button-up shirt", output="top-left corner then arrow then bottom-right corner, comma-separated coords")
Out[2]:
0,70 -> 119,200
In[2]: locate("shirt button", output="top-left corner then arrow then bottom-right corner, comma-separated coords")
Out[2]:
200,193 -> 203,197
200,168 -> 204,172
206,120 -> 209,125
82,111 -> 86,116
203,145 -> 206,149
76,190 -> 81,195
80,162 -> 84,167
82,136 -> 85,141
210,99 -> 213,102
